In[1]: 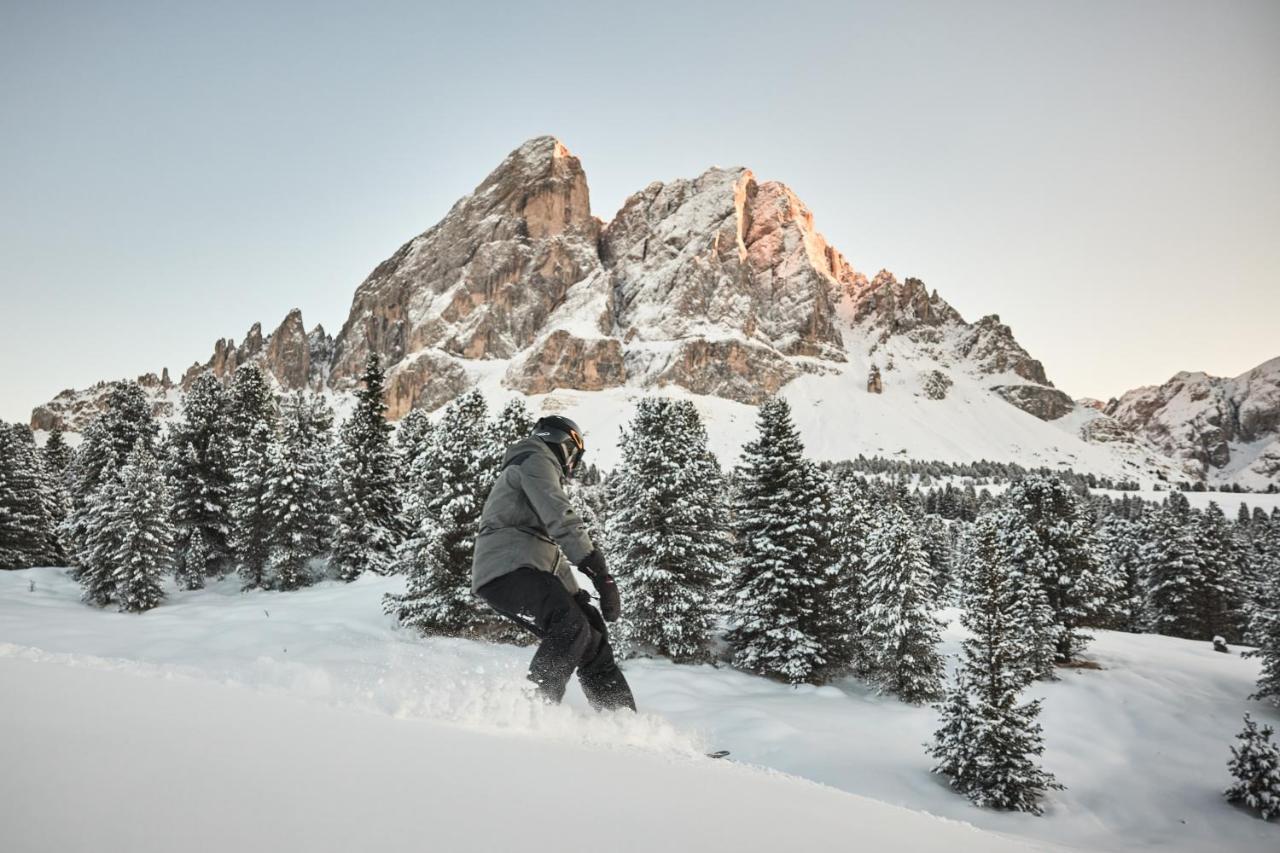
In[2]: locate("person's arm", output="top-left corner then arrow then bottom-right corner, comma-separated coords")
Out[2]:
518,452 -> 620,622
517,453 -> 594,564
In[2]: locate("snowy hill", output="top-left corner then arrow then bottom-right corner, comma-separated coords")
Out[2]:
1105,357 -> 1280,490
2,567 -> 1276,853
26,136 -> 1274,487
5,656 -> 1071,853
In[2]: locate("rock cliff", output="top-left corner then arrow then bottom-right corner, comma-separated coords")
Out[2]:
38,133 -> 1268,489
1105,358 -> 1280,486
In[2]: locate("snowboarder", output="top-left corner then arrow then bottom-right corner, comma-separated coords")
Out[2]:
471,415 -> 636,711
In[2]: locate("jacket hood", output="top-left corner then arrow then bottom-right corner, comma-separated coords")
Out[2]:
503,435 -> 561,469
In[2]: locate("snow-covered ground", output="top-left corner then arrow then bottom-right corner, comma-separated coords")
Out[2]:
5,657 -> 1065,853
1091,488 -> 1280,514
2,568 -> 1277,852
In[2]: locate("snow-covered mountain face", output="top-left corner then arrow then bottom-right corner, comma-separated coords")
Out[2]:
29,309 -> 333,433
325,138 -> 856,415
26,136 -> 1276,486
30,370 -> 176,434
1104,358 -> 1280,489
313,135 -> 1074,422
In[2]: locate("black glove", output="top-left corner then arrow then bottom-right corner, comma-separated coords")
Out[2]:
578,549 -> 620,623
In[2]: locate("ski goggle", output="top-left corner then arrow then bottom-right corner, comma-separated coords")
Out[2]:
566,429 -> 585,471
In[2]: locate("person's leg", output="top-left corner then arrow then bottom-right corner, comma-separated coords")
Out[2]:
572,593 -> 637,712
476,568 -> 593,704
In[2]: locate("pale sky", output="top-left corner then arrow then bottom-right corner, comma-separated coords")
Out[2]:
2,0 -> 1277,424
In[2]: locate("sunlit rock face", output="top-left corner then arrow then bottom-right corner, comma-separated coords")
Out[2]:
602,169 -> 847,359
323,137 -> 857,409
34,135 -> 1123,436
328,136 -> 604,405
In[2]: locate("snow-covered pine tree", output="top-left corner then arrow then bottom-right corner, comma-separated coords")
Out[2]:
20,426 -> 64,565
944,520 -> 968,601
264,393 -> 334,590
176,528 -> 207,590
862,501 -> 946,702
726,398 -> 843,685
384,390 -> 489,635
41,427 -> 73,480
992,506 -> 1059,683
829,469 -> 875,674
0,423 -> 54,569
1244,525 -> 1280,705
392,425 -> 442,577
929,512 -> 1063,814
1246,602 -> 1280,707
1001,475 -> 1113,663
483,397 -> 535,474
229,419 -> 274,590
64,421 -> 114,579
1195,502 -> 1245,642
332,355 -> 401,581
88,383 -> 159,462
224,364 -> 277,448
1236,515 -> 1270,634
606,398 -> 730,663
80,455 -> 124,606
921,513 -> 952,602
1141,493 -> 1209,639
37,427 -> 72,563
165,373 -> 234,578
1093,514 -> 1147,632
394,408 -> 436,482
108,444 -> 172,612
1224,714 -> 1280,821
64,383 -> 159,575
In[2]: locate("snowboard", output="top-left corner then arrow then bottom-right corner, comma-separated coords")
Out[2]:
706,750 -> 731,760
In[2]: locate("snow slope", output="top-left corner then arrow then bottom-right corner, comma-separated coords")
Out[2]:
446,338 -> 1187,483
1090,489 -> 1280,515
2,568 -> 1276,852
1106,357 -> 1280,490
3,657 -> 1062,853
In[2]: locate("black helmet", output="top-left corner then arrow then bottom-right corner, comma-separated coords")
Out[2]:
533,415 -> 585,477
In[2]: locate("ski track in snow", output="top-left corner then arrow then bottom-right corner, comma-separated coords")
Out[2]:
2,568 -> 1278,852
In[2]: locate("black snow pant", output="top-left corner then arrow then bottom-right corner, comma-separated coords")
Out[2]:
476,567 -> 636,712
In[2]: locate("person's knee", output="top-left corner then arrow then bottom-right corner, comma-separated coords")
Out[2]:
545,602 -> 593,655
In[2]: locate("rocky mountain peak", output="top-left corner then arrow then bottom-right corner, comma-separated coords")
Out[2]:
178,309 -> 331,393
320,139 -> 864,413
958,314 -> 1050,386
31,135 -> 1076,427
1105,357 -> 1280,485
326,136 -> 605,415
850,269 -> 963,334
34,135 -> 1184,463
600,165 -> 847,380
474,135 -> 595,241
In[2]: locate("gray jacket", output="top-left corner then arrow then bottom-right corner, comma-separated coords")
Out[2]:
470,437 -> 594,594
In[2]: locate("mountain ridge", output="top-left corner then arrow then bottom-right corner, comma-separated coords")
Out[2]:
1104,357 -> 1280,488
26,136 -> 1279,487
